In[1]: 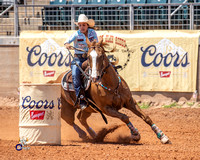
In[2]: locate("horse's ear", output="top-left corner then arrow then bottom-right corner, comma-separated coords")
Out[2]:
91,39 -> 96,46
109,45 -> 117,52
102,42 -> 108,46
99,37 -> 103,44
86,37 -> 91,48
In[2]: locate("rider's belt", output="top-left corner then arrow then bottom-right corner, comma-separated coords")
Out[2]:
74,54 -> 84,58
74,53 -> 87,58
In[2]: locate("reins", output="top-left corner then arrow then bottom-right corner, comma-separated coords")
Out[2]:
100,63 -> 110,78
98,76 -> 121,95
68,45 -> 122,95
66,47 -> 89,79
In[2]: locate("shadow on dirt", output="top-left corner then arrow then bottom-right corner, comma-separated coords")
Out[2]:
74,124 -> 143,145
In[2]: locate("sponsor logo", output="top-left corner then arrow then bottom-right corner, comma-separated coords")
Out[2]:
30,110 -> 45,120
105,35 -> 114,43
115,37 -> 126,48
89,36 -> 94,42
141,45 -> 189,68
78,43 -> 85,48
22,81 -> 31,83
141,39 -> 190,68
99,34 -> 132,72
159,71 -> 171,78
16,137 -> 30,151
43,70 -> 55,77
21,96 -> 61,110
77,39 -> 84,42
26,45 -> 71,67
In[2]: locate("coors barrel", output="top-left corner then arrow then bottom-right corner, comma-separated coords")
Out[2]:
19,84 -> 61,145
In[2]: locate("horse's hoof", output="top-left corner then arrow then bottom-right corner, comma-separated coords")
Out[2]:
131,133 -> 141,142
87,127 -> 97,139
79,133 -> 87,139
82,136 -> 91,142
160,135 -> 171,144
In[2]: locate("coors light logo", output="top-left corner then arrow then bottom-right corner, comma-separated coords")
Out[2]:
26,38 -> 72,67
21,96 -> 61,110
141,39 -> 190,68
141,39 -> 190,78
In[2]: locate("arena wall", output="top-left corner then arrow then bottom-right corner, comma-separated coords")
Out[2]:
0,45 -> 19,98
0,37 -> 199,103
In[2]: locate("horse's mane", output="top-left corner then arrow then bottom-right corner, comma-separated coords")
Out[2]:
88,39 -> 119,65
89,38 -> 116,52
100,41 -> 118,65
100,41 -> 116,53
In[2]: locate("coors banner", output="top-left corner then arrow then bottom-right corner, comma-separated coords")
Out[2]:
19,30 -> 199,92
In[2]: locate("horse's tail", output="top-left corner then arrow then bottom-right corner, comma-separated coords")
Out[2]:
46,71 -> 67,84
47,80 -> 56,84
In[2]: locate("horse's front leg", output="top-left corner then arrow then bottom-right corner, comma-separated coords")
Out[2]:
126,98 -> 171,144
61,97 -> 88,140
103,106 -> 141,141
77,110 -> 97,139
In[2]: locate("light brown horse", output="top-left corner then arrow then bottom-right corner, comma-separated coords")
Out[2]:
49,39 -> 171,144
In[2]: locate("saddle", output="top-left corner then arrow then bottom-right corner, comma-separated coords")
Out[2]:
61,70 -> 74,91
61,68 -> 91,92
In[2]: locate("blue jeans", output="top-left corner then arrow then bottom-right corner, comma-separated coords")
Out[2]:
71,57 -> 87,98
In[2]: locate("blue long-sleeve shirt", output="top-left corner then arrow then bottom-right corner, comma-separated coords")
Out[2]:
64,28 -> 98,54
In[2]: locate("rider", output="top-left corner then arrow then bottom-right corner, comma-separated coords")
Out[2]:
64,14 -> 98,110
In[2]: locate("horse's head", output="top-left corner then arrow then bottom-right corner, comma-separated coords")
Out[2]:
87,39 -> 109,82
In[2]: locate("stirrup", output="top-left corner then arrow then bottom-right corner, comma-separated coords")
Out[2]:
79,95 -> 88,110
80,99 -> 88,110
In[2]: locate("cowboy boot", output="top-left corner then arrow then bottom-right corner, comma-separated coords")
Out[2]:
78,88 -> 88,110
74,95 -> 87,110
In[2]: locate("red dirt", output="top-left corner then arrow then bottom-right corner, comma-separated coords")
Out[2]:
0,99 -> 200,160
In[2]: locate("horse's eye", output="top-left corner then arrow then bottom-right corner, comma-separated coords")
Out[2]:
96,46 -> 102,51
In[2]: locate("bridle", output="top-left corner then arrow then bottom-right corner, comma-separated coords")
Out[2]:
88,45 -> 122,94
68,45 -> 121,94
88,45 -> 110,81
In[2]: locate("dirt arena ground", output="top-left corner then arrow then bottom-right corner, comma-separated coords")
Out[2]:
0,97 -> 200,160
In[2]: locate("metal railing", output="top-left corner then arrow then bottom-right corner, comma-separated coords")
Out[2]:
0,3 -> 200,36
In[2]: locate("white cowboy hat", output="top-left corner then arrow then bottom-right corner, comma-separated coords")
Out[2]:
75,14 -> 95,28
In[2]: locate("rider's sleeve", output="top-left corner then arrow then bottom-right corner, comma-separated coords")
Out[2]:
64,32 -> 77,45
88,28 -> 98,43
93,31 -> 98,42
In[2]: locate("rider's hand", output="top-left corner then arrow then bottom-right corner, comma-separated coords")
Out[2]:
65,43 -> 72,50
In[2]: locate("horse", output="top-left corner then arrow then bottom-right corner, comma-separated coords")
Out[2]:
49,39 -> 171,144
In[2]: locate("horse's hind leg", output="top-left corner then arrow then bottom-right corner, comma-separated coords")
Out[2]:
126,98 -> 171,144
77,111 -> 97,139
126,98 -> 154,126
103,106 -> 141,141
61,98 -> 88,140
